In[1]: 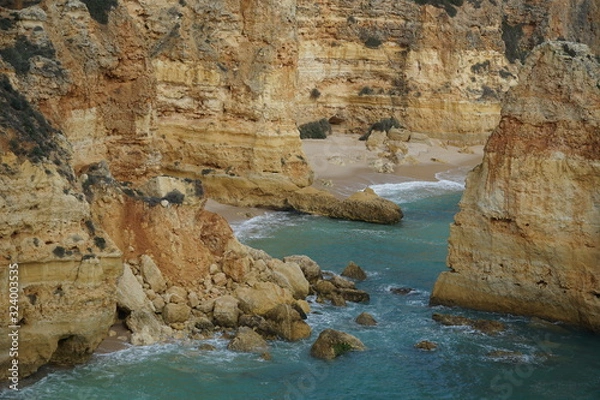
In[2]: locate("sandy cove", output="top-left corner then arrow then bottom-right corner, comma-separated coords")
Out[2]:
206,134 -> 484,224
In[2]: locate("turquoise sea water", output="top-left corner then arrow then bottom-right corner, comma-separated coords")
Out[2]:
3,169 -> 600,399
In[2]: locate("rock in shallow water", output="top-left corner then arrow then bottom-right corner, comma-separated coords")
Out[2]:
227,327 -> 269,353
355,312 -> 378,326
432,313 -> 506,335
310,329 -> 366,359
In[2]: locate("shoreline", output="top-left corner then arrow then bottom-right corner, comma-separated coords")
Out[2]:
207,134 -> 484,225
9,134 -> 484,390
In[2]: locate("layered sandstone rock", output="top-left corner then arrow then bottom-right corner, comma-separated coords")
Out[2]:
0,77 -> 122,379
430,42 -> 600,332
296,0 -> 600,143
288,186 -> 403,224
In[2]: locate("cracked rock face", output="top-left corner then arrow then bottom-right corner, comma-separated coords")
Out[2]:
430,42 -> 600,332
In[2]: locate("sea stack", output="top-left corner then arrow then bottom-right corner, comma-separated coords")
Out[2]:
430,42 -> 600,332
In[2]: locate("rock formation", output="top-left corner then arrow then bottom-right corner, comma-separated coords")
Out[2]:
296,0 -> 600,143
430,42 -> 600,332
0,77 -> 122,378
288,186 -> 403,224
310,329 -> 366,360
1,0 -> 599,381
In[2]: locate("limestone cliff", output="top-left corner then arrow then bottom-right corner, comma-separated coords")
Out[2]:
0,76 -> 122,378
296,0 -> 600,143
430,42 -> 600,332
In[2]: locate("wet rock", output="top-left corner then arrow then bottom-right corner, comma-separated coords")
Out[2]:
341,262 -> 367,281
415,340 -> 438,351
198,343 -> 216,351
355,312 -> 377,326
126,310 -> 164,346
194,317 -> 215,332
338,288 -> 370,304
227,327 -> 269,353
264,304 -> 312,341
314,280 -> 336,295
329,275 -> 355,289
310,329 -> 366,360
390,287 -> 414,295
432,313 -> 506,335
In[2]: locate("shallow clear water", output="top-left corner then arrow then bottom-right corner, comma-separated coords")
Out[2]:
4,170 -> 600,400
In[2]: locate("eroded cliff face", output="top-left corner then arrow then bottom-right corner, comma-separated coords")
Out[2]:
0,0 -> 312,208
296,0 -> 600,143
0,77 -> 122,378
430,42 -> 600,331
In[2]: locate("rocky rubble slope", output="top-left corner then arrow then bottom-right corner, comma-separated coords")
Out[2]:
430,41 -> 600,332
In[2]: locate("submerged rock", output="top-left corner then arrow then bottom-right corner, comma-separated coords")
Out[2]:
432,313 -> 506,335
310,329 -> 366,359
355,312 -> 378,326
415,340 -> 438,351
390,287 -> 415,295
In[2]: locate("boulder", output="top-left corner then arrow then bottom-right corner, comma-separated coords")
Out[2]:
222,252 -> 251,283
338,288 -> 370,303
126,310 -> 164,346
341,262 -> 367,281
310,329 -> 366,359
213,295 -> 240,328
264,304 -> 312,341
355,312 -> 378,326
331,188 -> 402,224
117,263 -> 153,312
140,254 -> 167,293
235,282 -> 295,316
227,327 -> 269,353
329,275 -> 355,289
165,286 -> 188,304
314,280 -> 336,295
162,303 -> 191,325
269,259 -> 310,299
283,255 -> 322,283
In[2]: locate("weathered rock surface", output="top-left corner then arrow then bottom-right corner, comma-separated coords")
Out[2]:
415,340 -> 438,351
341,261 -> 368,281
430,42 -> 600,332
264,304 -> 312,341
0,77 -> 122,379
355,312 -> 378,326
288,187 -> 402,224
227,327 -> 269,353
432,313 -> 506,335
296,0 -> 600,144
310,329 -> 366,359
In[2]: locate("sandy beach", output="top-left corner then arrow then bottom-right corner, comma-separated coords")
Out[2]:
206,134 -> 484,224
